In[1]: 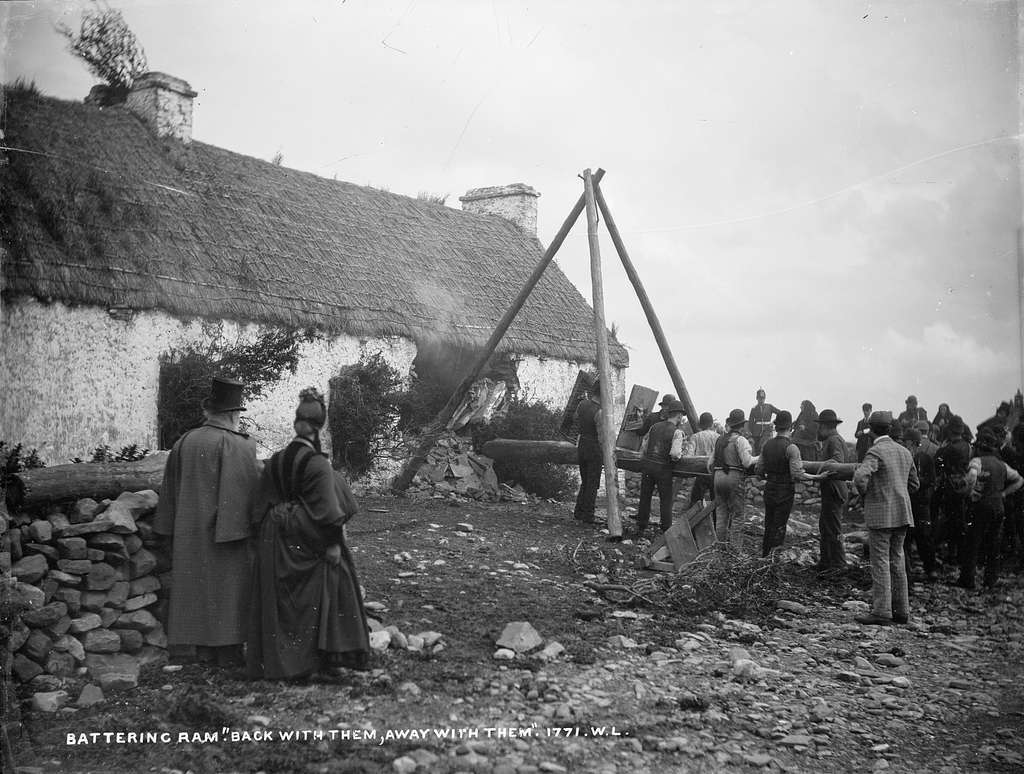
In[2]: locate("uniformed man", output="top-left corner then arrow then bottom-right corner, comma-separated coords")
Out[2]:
748,389 -> 779,455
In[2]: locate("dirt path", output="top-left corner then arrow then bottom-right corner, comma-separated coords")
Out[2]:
14,496 -> 1024,773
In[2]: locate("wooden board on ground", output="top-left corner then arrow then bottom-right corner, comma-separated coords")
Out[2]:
615,384 -> 658,451
687,500 -> 717,549
557,370 -> 594,442
663,520 -> 700,570
637,509 -> 703,571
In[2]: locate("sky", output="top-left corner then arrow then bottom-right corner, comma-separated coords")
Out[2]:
2,0 -> 1021,431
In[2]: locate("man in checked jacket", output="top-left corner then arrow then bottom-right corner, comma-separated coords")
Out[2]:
853,411 -> 920,626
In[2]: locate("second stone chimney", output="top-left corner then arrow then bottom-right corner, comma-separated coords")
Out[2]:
125,72 -> 197,144
460,183 -> 540,236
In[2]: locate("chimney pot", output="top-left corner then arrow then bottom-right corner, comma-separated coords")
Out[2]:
125,72 -> 197,144
460,183 -> 540,235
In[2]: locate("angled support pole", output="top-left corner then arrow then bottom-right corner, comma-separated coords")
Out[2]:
391,169 -> 607,492
582,169 -> 622,538
593,181 -> 699,433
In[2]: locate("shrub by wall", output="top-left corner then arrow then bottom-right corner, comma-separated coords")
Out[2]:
472,396 -> 577,500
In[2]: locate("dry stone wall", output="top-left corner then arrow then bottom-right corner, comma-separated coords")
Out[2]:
3,488 -> 170,712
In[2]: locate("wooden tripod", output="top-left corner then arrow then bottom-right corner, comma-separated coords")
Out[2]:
391,169 -> 700,543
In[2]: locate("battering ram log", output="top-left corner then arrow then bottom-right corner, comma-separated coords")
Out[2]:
478,439 -> 857,480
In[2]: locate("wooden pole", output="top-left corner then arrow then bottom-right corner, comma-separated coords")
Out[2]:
391,169 -> 606,492
582,169 -> 622,538
593,181 -> 699,433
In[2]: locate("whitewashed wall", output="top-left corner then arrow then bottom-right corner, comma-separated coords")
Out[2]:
515,355 -> 627,425
1,297 -> 628,483
0,297 -> 415,465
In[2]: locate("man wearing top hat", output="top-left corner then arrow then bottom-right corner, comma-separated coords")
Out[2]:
634,399 -> 688,539
709,409 -> 760,548
815,409 -> 850,572
755,411 -> 833,557
154,376 -> 261,666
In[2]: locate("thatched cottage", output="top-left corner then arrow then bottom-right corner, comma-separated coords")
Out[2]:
0,73 -> 628,466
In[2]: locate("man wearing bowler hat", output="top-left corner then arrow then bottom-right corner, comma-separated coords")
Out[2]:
155,376 -> 261,666
634,399 -> 688,539
709,409 -> 760,549
639,394 -> 683,438
815,409 -> 850,572
755,410 -> 833,557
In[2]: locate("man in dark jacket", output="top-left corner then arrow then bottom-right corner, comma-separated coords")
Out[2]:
934,416 -> 972,562
903,428 -> 938,582
815,409 -> 849,571
755,411 -> 832,557
634,399 -> 687,538
154,377 -> 261,666
638,394 -> 680,438
573,379 -> 603,523
959,427 -> 1024,589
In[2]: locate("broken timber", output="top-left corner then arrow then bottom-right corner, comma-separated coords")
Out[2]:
390,169 -> 607,493
636,501 -> 717,572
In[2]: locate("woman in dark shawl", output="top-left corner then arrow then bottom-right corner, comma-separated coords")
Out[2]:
933,403 -> 953,443
792,399 -> 819,461
247,387 -> 370,680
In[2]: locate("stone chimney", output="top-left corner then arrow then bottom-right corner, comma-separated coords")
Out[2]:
459,183 -> 540,236
125,72 -> 197,144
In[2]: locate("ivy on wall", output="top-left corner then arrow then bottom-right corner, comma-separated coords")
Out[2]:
158,322 -> 317,448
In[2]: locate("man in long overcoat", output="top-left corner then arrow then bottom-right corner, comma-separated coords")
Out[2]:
154,376 -> 261,665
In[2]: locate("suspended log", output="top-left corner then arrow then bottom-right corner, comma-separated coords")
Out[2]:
479,439 -> 856,480
15,453 -> 169,506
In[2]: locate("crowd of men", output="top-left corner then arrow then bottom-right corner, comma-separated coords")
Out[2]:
574,382 -> 1024,626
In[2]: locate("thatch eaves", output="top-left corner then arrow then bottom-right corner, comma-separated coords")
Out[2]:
0,90 -> 628,368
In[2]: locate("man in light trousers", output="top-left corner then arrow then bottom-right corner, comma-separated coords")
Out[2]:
853,411 -> 920,625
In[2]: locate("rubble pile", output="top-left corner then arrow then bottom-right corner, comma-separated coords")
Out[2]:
3,490 -> 169,710
408,432 -> 501,502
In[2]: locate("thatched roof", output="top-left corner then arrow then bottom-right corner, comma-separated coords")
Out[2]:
0,88 -> 628,367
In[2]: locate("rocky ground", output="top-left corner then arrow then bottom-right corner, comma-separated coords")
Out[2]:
11,493 -> 1024,774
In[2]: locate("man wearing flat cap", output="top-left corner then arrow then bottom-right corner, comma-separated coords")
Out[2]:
634,399 -> 688,539
815,409 -> 850,572
155,376 -> 261,666
853,411 -> 919,626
